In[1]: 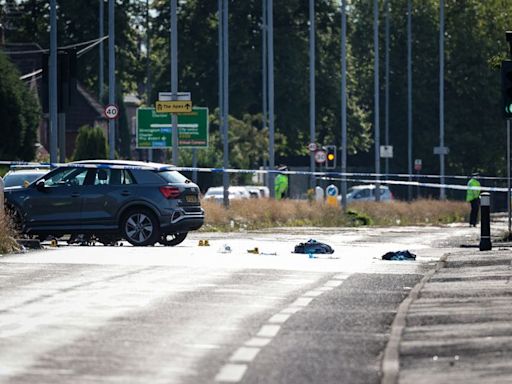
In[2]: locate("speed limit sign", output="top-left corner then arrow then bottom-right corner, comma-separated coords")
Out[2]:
314,150 -> 327,164
104,104 -> 119,120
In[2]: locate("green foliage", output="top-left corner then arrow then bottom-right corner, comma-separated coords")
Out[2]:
73,126 -> 108,160
150,0 -> 372,157
0,51 -> 40,161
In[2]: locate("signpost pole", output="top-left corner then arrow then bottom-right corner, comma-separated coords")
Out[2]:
340,0 -> 347,212
170,0 -> 179,165
508,119 -> 511,234
108,0 -> 116,160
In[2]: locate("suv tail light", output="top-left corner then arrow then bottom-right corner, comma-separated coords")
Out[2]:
160,186 -> 181,199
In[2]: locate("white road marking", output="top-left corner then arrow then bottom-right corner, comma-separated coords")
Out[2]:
268,314 -> 290,323
257,325 -> 281,338
280,306 -> 302,314
324,280 -> 343,287
292,297 -> 313,307
245,337 -> 271,347
230,347 -> 260,362
214,364 -> 248,382
302,290 -> 324,297
317,286 -> 335,291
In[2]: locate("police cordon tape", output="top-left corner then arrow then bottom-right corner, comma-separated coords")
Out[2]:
0,161 -> 507,193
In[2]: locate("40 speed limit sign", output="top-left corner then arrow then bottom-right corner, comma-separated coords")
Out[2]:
104,104 -> 119,120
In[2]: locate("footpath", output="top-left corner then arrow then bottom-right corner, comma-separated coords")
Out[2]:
383,243 -> 512,384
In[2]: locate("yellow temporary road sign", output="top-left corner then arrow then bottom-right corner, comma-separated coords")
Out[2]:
155,100 -> 192,114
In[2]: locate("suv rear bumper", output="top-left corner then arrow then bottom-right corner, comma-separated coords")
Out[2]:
160,208 -> 205,234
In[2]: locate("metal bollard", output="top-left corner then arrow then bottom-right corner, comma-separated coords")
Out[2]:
479,192 -> 492,251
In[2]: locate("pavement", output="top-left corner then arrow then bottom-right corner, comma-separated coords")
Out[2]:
383,241 -> 512,384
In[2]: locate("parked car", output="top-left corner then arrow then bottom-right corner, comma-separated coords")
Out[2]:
2,167 -> 50,188
203,186 -> 251,202
243,185 -> 270,198
341,184 -> 393,203
4,160 -> 204,246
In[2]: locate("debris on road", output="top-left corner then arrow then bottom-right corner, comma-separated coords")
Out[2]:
198,240 -> 210,246
217,244 -> 232,253
294,239 -> 334,254
247,247 -> 259,254
381,250 -> 416,261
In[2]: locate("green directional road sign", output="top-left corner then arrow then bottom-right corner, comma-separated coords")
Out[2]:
136,107 -> 209,148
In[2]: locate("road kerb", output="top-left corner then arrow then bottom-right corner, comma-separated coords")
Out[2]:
380,253 -> 449,384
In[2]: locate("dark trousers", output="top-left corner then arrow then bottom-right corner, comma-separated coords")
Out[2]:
469,198 -> 480,226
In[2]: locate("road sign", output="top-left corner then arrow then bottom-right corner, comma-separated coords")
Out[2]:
380,145 -> 393,158
104,104 -> 119,120
307,142 -> 317,152
433,146 -> 449,155
136,107 -> 208,148
314,150 -> 327,164
155,100 -> 192,114
158,92 -> 191,101
414,159 -> 422,171
326,184 -> 339,207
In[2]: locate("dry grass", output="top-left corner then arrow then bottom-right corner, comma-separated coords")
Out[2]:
0,214 -> 20,254
201,198 -> 468,231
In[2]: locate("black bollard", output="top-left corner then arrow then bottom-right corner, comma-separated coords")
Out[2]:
479,192 -> 492,251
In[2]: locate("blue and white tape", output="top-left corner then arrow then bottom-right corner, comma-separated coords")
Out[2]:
0,161 -> 508,193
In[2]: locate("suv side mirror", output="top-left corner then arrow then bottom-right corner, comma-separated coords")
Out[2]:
35,179 -> 46,192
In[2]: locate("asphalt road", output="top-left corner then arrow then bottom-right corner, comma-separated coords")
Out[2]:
0,225 -> 478,384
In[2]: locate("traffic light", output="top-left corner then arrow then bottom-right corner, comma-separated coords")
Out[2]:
501,60 -> 512,118
325,145 -> 336,169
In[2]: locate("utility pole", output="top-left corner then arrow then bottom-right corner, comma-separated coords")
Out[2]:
108,0 -> 115,160
146,0 -> 153,162
268,0 -> 275,198
341,0 -> 347,212
373,0 -> 381,201
170,0 -> 178,165
99,0 -> 104,101
407,0 -> 413,200
309,0 -> 316,190
222,0 -> 229,206
49,0 -> 57,163
384,0 -> 390,179
439,0 -> 446,199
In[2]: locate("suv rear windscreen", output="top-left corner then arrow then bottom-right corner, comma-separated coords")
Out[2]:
158,171 -> 189,184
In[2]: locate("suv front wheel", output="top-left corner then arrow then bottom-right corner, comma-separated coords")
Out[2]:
121,209 -> 160,246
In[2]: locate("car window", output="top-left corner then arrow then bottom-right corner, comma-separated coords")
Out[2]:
91,169 -> 136,185
158,170 -> 189,184
44,168 -> 88,187
353,189 -> 371,199
4,173 -> 43,187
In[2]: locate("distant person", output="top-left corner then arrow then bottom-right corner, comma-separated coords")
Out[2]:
466,172 -> 481,227
275,165 -> 289,200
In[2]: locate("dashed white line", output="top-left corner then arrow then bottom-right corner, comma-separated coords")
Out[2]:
280,306 -> 302,314
230,347 -> 260,362
268,313 -> 290,324
257,325 -> 281,338
302,290 -> 324,297
324,280 -> 343,287
215,273 -> 351,383
215,364 -> 248,382
245,337 -> 271,347
292,297 -> 313,307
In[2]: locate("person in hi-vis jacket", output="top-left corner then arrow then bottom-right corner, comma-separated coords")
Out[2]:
466,172 -> 481,227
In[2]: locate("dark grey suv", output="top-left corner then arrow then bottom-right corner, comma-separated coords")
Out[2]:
4,160 -> 204,246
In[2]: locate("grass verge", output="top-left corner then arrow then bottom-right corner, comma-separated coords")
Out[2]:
200,198 -> 469,231
0,214 -> 20,254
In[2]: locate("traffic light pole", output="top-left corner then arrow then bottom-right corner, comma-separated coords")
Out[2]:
508,119 -> 511,235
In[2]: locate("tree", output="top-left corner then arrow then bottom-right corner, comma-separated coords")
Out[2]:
73,126 -> 108,160
0,51 -> 40,161
150,0 -> 371,158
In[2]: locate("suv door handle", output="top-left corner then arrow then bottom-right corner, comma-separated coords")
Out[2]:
71,193 -> 80,198
121,191 -> 131,196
